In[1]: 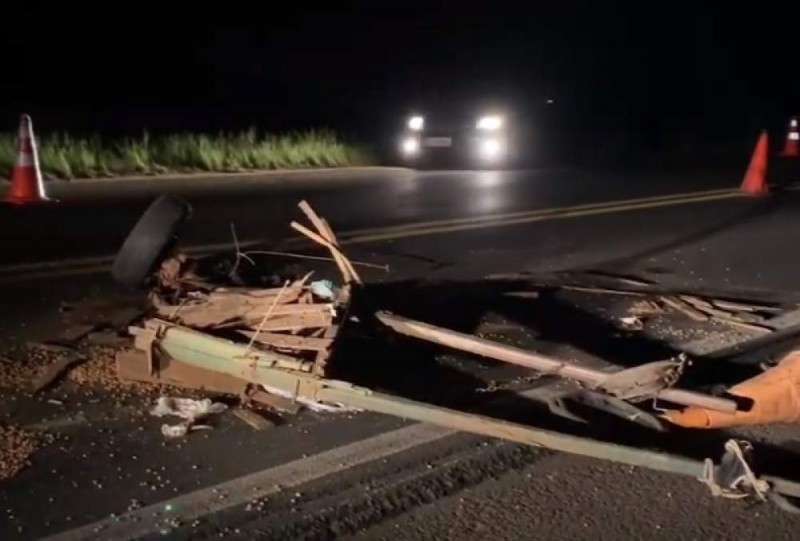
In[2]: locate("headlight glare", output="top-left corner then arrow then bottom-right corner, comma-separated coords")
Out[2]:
476,115 -> 503,131
401,136 -> 420,155
408,116 -> 424,131
478,138 -> 503,160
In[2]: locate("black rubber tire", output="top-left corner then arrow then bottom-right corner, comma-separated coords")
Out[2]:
111,194 -> 192,288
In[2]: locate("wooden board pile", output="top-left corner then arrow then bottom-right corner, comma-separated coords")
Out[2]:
150,275 -> 347,376
117,200 -> 360,398
499,269 -> 789,335
622,293 -> 784,335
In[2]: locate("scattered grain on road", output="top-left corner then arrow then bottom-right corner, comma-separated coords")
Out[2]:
0,424 -> 41,480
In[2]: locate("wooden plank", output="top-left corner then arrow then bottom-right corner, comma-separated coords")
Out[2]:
680,295 -> 770,327
376,311 -> 736,413
116,350 -> 249,395
255,313 -> 333,332
298,200 -> 332,241
712,299 -> 783,313
233,286 -> 305,299
157,295 -> 326,328
209,287 -> 302,301
678,295 -> 717,312
320,216 -> 362,284
237,331 -> 333,351
312,324 -> 339,376
552,285 -> 647,296
292,207 -> 362,284
659,296 -> 708,322
290,221 -> 353,284
155,301 -> 240,328
244,303 -> 332,317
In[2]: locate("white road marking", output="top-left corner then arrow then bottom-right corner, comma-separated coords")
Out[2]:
43,422 -> 456,541
43,382 -> 566,540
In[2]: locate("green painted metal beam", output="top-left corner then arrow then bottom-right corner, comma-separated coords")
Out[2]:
141,320 -> 800,500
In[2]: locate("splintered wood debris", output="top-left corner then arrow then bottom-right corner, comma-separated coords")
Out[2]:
628,300 -> 663,316
634,294 -> 778,334
118,199 -> 359,411
95,199 -> 800,509
146,269 -> 346,379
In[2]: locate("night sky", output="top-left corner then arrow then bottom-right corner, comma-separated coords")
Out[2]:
3,3 -> 799,147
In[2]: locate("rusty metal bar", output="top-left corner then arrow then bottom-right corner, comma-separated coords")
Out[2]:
375,311 -> 737,413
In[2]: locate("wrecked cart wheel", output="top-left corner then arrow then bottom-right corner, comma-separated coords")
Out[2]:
112,194 -> 192,288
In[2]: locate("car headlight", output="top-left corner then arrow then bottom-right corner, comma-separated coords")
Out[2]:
478,138 -> 503,160
407,116 -> 424,131
401,136 -> 420,155
476,115 -> 503,131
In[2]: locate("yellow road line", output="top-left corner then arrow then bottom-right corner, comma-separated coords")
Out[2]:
337,190 -> 744,245
334,187 -> 739,239
0,188 -> 744,281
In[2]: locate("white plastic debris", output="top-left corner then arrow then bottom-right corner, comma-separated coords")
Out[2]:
150,397 -> 228,438
310,280 -> 335,300
161,424 -> 189,438
151,397 -> 228,420
620,316 -> 644,331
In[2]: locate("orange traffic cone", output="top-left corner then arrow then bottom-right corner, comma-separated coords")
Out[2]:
664,349 -> 800,428
3,114 -> 54,204
780,116 -> 800,158
740,131 -> 769,196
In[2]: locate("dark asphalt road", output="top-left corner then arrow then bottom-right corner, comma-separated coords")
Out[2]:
5,165 -> 800,539
0,166 -> 741,266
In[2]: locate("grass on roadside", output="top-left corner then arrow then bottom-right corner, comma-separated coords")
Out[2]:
0,129 -> 368,180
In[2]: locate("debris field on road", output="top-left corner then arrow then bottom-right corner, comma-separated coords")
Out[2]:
6,194 -> 800,526
111,197 -> 800,511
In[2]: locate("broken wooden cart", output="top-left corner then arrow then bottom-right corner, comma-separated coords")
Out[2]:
114,196 -> 800,510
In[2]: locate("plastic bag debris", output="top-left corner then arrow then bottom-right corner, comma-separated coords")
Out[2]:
620,316 -> 644,331
161,424 -> 189,438
310,280 -> 335,300
150,396 -> 228,438
700,439 -> 769,501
